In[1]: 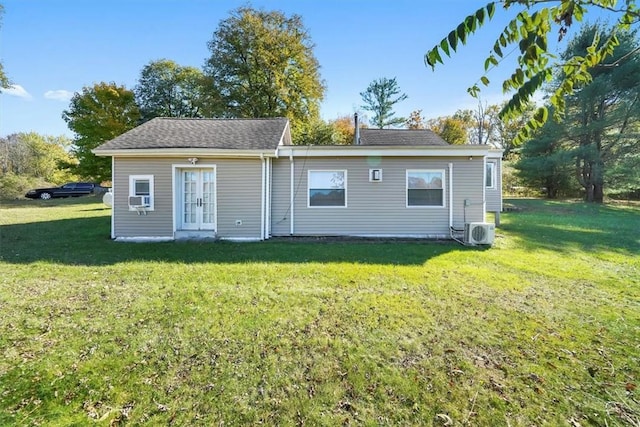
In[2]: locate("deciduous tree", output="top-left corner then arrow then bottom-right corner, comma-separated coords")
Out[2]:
405,110 -> 426,129
427,116 -> 468,145
0,133 -> 77,182
135,59 -> 211,121
360,77 -> 408,128
204,6 -> 325,131
62,82 -> 140,182
329,114 -> 363,145
0,4 -> 10,89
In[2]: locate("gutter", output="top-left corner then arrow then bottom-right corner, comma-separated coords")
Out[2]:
275,145 -> 491,158
92,148 -> 278,158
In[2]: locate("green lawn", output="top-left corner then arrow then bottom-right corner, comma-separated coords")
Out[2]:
0,198 -> 638,426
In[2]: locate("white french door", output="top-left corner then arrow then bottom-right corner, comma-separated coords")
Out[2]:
181,168 -> 215,231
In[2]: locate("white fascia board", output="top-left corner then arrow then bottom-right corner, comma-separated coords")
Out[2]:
276,145 -> 492,158
92,148 -> 277,158
487,148 -> 505,158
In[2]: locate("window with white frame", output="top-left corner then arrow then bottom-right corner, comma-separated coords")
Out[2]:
129,175 -> 154,210
486,162 -> 496,189
308,170 -> 346,207
406,169 -> 445,207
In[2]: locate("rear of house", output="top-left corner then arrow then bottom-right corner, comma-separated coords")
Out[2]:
94,119 -> 503,242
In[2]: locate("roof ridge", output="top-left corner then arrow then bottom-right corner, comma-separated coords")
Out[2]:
156,117 -> 288,121
362,128 -> 436,131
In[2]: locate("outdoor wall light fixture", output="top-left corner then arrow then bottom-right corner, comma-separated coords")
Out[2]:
188,157 -> 199,164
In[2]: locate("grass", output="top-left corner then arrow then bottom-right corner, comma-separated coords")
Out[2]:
0,197 -> 638,426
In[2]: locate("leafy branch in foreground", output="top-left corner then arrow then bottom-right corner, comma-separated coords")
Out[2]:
425,0 -> 640,144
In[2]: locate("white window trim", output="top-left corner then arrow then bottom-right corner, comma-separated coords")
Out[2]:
307,170 -> 347,208
486,161 -> 496,189
406,169 -> 446,208
129,174 -> 154,211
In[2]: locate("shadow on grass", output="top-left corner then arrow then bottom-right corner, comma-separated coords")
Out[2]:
0,215 -> 477,266
501,199 -> 640,254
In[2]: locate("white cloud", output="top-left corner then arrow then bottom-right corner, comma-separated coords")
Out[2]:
44,89 -> 74,101
2,84 -> 32,100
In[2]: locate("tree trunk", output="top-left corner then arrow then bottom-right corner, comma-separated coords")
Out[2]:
585,183 -> 595,203
593,183 -> 604,203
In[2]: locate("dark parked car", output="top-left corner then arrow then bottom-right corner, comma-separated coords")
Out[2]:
25,182 -> 107,200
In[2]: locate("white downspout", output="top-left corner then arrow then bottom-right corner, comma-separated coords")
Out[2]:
266,157 -> 271,239
448,162 -> 453,239
289,152 -> 294,235
482,156 -> 487,223
260,154 -> 266,241
111,156 -> 115,239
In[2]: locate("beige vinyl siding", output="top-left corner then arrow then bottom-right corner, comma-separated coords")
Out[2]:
113,157 -> 263,239
271,159 -> 291,236
215,158 -> 263,239
113,158 -> 174,238
452,158 -> 485,226
270,156 -> 485,237
486,159 -> 503,212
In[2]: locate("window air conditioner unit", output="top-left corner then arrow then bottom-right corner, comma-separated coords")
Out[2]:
128,195 -> 150,207
464,222 -> 495,245
369,168 -> 382,182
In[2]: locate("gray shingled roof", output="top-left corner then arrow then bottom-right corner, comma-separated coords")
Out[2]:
94,117 -> 289,151
358,128 -> 449,146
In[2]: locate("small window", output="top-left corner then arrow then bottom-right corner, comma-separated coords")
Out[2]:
486,162 -> 496,189
308,170 -> 346,207
129,175 -> 154,210
407,170 -> 445,207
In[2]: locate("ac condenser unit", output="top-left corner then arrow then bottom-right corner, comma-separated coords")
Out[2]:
128,195 -> 150,207
464,222 -> 495,245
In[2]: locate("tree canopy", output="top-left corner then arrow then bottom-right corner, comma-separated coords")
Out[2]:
0,5 -> 10,89
0,133 -> 77,182
135,59 -> 210,122
360,77 -> 408,128
405,110 -> 426,129
425,0 -> 640,142
62,82 -> 140,182
427,116 -> 468,145
204,6 -> 325,127
516,24 -> 640,202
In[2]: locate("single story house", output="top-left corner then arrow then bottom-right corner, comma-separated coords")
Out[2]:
93,117 -> 503,242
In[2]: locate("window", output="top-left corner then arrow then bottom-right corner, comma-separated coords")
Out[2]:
308,170 -> 346,207
407,170 -> 445,207
486,162 -> 496,189
129,175 -> 154,210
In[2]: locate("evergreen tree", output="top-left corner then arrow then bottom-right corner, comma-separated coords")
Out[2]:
360,77 -> 408,128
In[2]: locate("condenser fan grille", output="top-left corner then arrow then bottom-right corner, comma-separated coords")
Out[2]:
471,225 -> 486,242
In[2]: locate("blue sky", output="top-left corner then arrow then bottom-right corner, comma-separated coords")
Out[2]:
0,0 -> 592,138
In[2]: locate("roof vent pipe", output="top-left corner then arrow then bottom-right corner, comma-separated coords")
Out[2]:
354,113 -> 360,145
